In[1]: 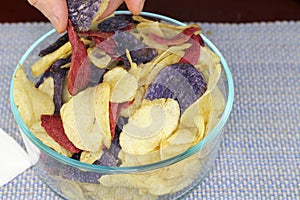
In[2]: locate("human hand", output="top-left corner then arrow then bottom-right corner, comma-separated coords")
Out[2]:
28,0 -> 146,33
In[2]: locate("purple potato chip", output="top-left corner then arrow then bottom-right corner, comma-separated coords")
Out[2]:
145,63 -> 207,114
111,31 -> 158,69
113,31 -> 145,55
97,15 -> 134,32
88,63 -> 106,87
36,57 -> 70,114
67,0 -> 102,31
38,33 -> 69,57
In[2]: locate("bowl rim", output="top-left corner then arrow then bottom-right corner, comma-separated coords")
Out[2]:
10,10 -> 234,173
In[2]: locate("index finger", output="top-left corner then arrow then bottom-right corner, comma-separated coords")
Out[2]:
28,0 -> 68,33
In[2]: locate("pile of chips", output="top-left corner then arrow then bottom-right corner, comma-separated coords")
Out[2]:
13,14 -> 225,198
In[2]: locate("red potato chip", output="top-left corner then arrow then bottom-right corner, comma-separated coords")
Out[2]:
67,20 -> 91,96
30,122 -> 73,157
41,114 -> 81,153
79,30 -> 114,39
179,34 -> 202,65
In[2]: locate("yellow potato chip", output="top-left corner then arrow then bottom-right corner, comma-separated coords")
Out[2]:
139,43 -> 190,86
160,128 -> 195,160
94,82 -> 111,148
118,148 -> 161,166
143,53 -> 181,86
13,66 -> 55,127
80,150 -> 103,164
62,71 -> 72,104
120,85 -> 146,118
37,77 -> 54,98
31,38 -> 91,77
160,111 -> 205,160
60,86 -> 104,152
30,122 -> 72,157
31,42 -> 71,77
120,98 -> 180,155
103,67 -> 138,103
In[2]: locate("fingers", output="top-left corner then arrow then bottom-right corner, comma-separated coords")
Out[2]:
98,0 -> 146,20
125,0 -> 145,15
97,0 -> 124,20
27,0 -> 68,33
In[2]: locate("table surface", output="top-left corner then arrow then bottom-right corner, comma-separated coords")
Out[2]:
0,21 -> 299,199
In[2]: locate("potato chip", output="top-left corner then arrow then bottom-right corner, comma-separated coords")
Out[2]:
37,77 -> 54,98
118,148 -> 161,166
30,122 -> 72,157
195,46 -> 221,72
31,42 -> 71,77
160,128 -> 195,160
80,150 -> 103,164
31,38 -> 91,77
158,24 -> 200,39
139,43 -> 190,86
60,86 -> 104,152
67,0 -> 110,32
120,85 -> 146,118
94,82 -> 111,148
99,156 -> 197,196
87,46 -> 111,69
13,66 -> 54,127
103,67 -> 138,103
62,71 -> 72,103
120,98 -> 180,155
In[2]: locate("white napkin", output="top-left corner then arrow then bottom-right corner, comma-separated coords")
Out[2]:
0,128 -> 33,187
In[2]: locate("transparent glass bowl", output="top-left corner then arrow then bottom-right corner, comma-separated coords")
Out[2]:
10,11 -> 234,200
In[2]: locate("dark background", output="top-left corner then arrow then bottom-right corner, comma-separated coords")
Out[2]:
1,0 -> 300,23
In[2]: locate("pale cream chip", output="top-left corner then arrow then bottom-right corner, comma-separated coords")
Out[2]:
103,67 -> 138,103
120,98 -> 180,155
158,23 -> 200,39
60,86 -> 104,152
13,66 -> 54,127
88,47 -> 111,69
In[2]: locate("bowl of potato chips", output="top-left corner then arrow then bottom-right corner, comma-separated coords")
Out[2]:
10,11 -> 234,200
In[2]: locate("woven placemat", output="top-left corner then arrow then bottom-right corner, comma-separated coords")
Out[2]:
0,21 -> 299,199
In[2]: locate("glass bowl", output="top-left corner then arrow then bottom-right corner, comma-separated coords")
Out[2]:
10,11 -> 234,200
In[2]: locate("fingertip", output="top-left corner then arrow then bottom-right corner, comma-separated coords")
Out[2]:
28,0 -> 68,33
125,0 -> 145,15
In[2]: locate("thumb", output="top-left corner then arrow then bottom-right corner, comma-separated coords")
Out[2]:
27,0 -> 68,33
125,0 -> 145,15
